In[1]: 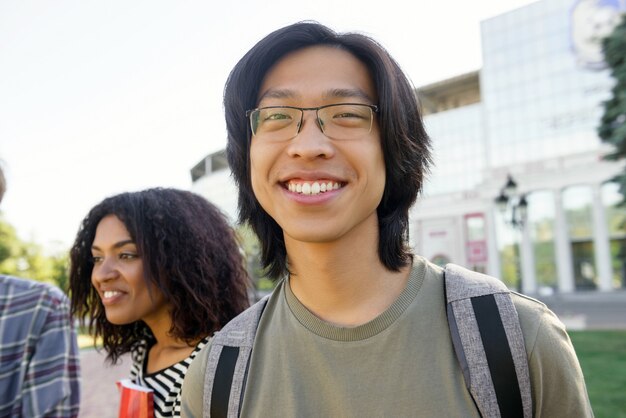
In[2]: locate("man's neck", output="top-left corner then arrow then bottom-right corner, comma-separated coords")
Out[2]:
284,220 -> 411,327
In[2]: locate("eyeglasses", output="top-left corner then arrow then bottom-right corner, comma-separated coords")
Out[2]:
246,103 -> 379,141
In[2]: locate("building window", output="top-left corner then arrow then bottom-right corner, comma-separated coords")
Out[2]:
527,190 -> 557,290
563,185 -> 597,289
495,210 -> 519,289
190,159 -> 207,182
464,213 -> 487,273
602,182 -> 626,289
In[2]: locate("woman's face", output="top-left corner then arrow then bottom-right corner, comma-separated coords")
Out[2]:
90,214 -> 169,327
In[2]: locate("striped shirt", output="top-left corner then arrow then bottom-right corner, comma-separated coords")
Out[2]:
130,337 -> 209,418
0,275 -> 80,418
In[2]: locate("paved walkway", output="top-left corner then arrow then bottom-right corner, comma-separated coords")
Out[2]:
80,349 -> 128,418
535,290 -> 626,330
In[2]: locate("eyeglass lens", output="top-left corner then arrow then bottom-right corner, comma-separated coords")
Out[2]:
250,104 -> 374,141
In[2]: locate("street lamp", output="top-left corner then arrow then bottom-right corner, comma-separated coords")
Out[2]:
495,174 -> 528,291
496,175 -> 528,228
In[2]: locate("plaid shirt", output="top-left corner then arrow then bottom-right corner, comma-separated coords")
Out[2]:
0,275 -> 80,417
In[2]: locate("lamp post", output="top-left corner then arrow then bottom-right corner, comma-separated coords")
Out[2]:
495,174 -> 528,292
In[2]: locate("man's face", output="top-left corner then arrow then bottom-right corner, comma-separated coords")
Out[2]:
249,45 -> 386,246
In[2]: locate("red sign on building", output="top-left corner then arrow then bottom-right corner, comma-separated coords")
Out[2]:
464,213 -> 488,265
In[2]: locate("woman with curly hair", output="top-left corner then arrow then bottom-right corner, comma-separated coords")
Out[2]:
69,188 -> 250,418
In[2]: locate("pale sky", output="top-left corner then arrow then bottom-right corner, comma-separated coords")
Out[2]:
0,0 -> 537,250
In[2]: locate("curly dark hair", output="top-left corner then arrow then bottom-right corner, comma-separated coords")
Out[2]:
224,22 -> 432,280
69,188 -> 250,363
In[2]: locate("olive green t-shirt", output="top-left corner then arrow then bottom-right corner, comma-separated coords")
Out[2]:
182,257 -> 592,417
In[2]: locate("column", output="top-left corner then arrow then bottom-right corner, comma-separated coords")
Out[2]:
554,191 -> 575,292
487,206 -> 501,278
591,184 -> 613,291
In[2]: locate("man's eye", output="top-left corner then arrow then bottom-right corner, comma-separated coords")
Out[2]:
333,112 -> 365,119
265,112 -> 292,121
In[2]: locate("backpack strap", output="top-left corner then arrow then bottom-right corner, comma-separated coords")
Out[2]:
203,295 -> 270,418
444,263 -> 532,418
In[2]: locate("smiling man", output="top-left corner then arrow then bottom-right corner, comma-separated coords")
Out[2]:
181,22 -> 592,417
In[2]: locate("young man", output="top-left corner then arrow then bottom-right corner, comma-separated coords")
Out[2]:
0,166 -> 81,417
182,22 -> 592,417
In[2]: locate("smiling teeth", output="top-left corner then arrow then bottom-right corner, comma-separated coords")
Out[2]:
103,290 -> 121,299
288,181 -> 340,195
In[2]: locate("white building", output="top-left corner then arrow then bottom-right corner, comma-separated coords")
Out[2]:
413,0 -> 626,294
190,150 -> 238,223
192,0 -> 626,293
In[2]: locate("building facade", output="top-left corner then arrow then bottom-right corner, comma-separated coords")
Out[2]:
192,0 -> 626,293
414,0 -> 626,293
190,149 -> 239,223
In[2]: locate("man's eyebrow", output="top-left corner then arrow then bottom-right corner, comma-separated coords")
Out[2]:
257,89 -> 297,102
257,88 -> 375,104
323,88 -> 375,103
91,240 -> 135,251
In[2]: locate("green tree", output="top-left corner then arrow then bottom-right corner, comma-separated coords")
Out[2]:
18,241 -> 57,284
235,223 -> 274,292
51,252 -> 70,292
0,215 -> 21,269
599,13 -> 626,206
0,214 -> 69,289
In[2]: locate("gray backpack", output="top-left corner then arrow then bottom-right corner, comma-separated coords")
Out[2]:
202,264 -> 532,418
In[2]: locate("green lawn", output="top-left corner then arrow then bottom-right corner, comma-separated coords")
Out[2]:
569,330 -> 626,418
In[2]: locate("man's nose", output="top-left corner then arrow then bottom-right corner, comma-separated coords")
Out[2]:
286,113 -> 335,159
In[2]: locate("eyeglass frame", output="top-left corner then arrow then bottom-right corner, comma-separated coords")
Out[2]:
245,103 -> 379,140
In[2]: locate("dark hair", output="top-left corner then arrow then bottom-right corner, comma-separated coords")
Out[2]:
69,188 -> 250,363
224,22 -> 431,279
